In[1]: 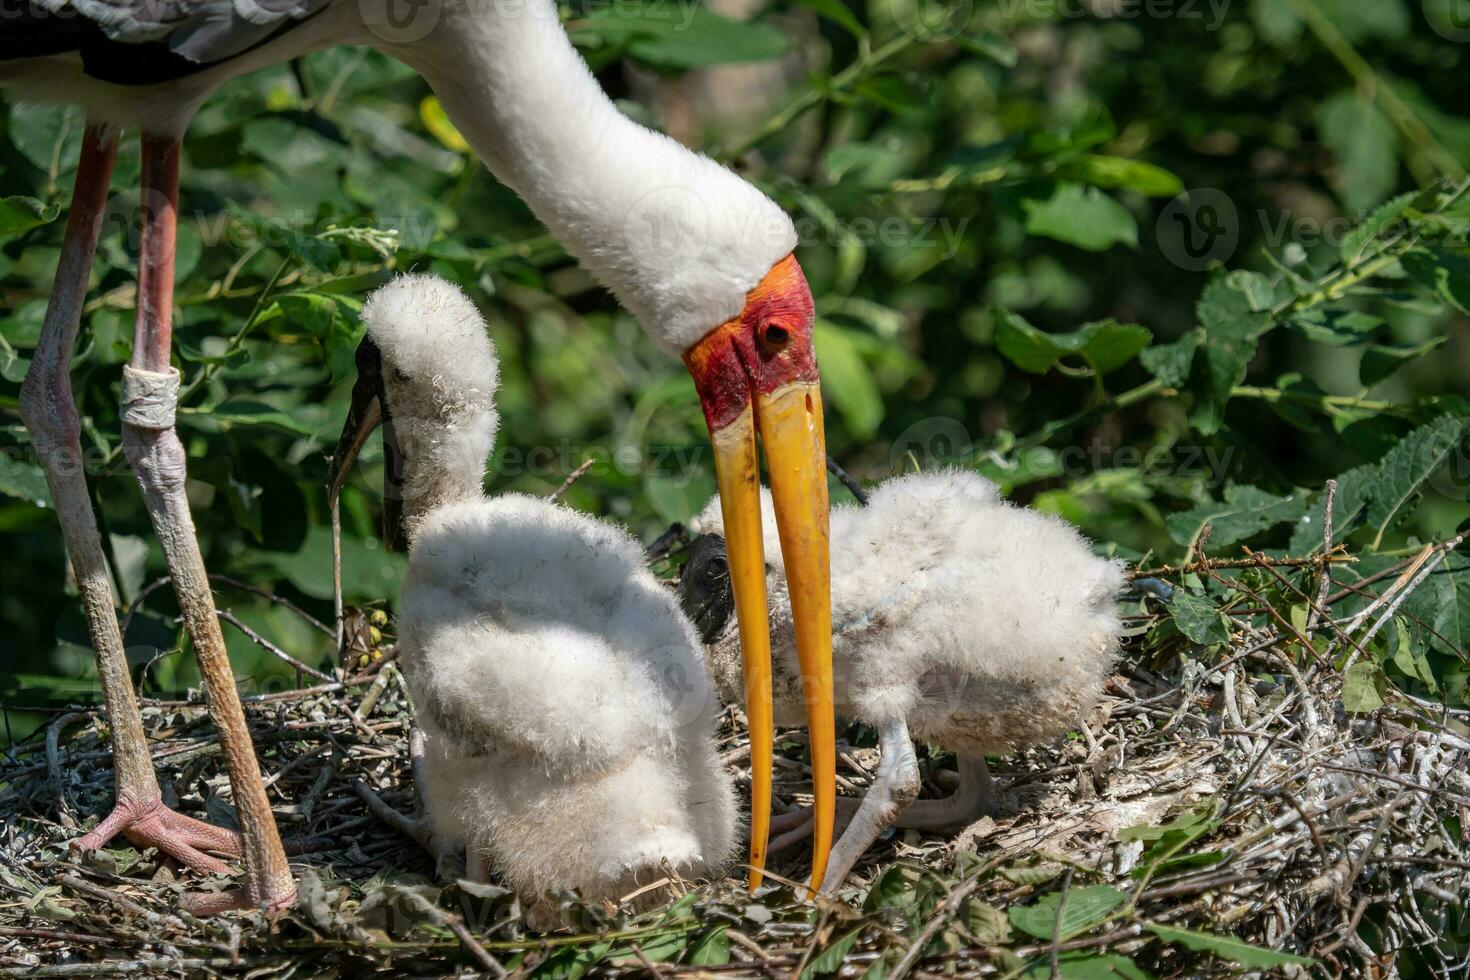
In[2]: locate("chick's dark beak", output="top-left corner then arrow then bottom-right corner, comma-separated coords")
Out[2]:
328,338 -> 406,552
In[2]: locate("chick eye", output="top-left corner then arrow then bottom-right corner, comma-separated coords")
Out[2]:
759,322 -> 791,353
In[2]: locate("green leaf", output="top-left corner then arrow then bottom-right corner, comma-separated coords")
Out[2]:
794,0 -> 865,36
9,103 -> 84,174
686,927 -> 731,967
1146,924 -> 1315,968
1021,182 -> 1138,251
1023,953 -> 1154,979
1389,618 -> 1437,692
814,319 -> 883,438
1401,247 -> 1470,315
0,195 -> 60,238
1008,885 -> 1125,942
1360,335 -> 1448,387
1190,272 -> 1273,435
1365,415 -> 1468,542
1340,189 -> 1416,264
1288,308 -> 1383,346
1064,155 -> 1183,197
965,899 -> 1012,944
1318,91 -> 1399,212
276,292 -> 340,338
1139,331 -> 1201,388
1288,462 -> 1377,553
1342,660 -> 1388,712
1402,553 -> 1470,658
572,6 -> 790,68
1169,590 -> 1232,646
994,311 -> 1150,376
191,400 -> 317,437
1165,484 -> 1310,550
800,927 -> 862,978
0,453 -> 50,505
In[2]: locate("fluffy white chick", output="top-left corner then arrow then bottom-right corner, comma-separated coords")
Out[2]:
343,274 -> 736,916
679,469 -> 1124,891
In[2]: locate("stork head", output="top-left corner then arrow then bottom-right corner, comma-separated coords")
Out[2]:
680,253 -> 836,894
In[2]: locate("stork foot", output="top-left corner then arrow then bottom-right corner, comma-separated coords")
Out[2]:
71,795 -> 241,876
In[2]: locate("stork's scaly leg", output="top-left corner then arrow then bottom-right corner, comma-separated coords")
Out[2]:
818,716 -> 920,895
117,132 -> 294,913
20,124 -> 244,880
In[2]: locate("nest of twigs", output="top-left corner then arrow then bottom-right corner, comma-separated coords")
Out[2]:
1,527 -> 1467,977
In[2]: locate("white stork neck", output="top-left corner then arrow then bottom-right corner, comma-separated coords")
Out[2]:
403,0 -> 796,352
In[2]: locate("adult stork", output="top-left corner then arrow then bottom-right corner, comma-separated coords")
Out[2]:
2,0 -> 837,911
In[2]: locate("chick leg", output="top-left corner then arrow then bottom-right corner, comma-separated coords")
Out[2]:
354,730 -> 465,877
889,755 -> 998,831
818,717 -> 920,895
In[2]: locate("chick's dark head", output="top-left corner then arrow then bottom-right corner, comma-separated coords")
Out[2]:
678,532 -> 735,645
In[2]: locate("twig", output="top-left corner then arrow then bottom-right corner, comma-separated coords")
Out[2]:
1131,550 -> 1353,580
1306,479 -> 1337,632
550,457 -> 596,500
217,609 -> 335,683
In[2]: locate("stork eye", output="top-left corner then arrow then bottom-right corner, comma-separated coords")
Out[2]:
759,322 -> 790,353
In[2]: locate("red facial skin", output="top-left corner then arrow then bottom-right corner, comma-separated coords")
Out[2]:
683,254 -> 818,433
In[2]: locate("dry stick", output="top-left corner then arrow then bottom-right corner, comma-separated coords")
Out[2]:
1130,550 -> 1353,580
209,574 -> 333,637
1343,535 -> 1464,674
217,610 -> 334,683
331,496 -> 345,657
1306,479 -> 1338,632
44,712 -> 88,813
550,456 -> 596,500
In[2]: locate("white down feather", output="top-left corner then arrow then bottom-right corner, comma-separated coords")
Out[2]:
363,275 -> 736,909
692,469 -> 1125,757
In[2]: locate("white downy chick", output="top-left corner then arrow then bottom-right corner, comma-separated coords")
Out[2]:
348,274 -> 736,918
680,469 -> 1123,890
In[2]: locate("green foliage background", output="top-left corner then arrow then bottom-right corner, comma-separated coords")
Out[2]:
3,0 -> 1470,740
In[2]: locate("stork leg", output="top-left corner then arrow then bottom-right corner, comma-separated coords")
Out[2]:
818,716 -> 920,895
115,132 -> 294,914
20,124 -> 246,882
